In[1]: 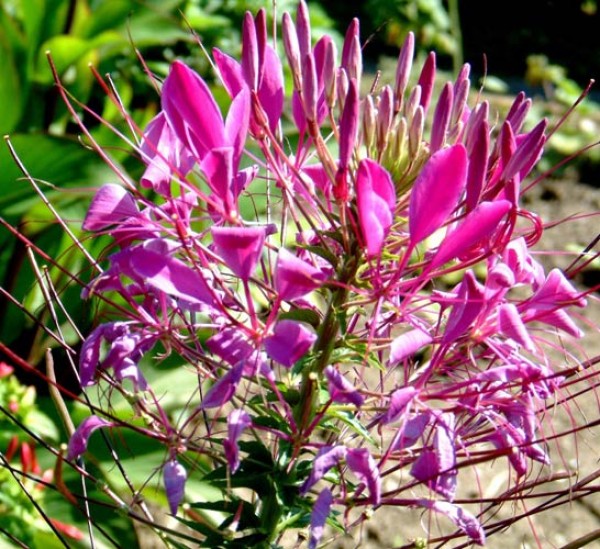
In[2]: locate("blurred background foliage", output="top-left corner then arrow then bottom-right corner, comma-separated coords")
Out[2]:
0,0 -> 599,544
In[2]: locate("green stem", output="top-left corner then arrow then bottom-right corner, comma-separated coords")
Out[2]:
294,254 -> 358,434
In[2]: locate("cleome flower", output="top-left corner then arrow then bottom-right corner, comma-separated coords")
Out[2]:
66,1 -> 599,546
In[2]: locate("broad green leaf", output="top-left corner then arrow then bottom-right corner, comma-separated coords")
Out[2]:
0,13 -> 24,133
0,134 -> 116,219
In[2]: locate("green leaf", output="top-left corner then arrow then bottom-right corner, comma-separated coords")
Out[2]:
0,13 -> 24,133
0,134 -> 116,219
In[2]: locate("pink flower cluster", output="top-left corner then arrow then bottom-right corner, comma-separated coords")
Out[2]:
68,2 -> 592,545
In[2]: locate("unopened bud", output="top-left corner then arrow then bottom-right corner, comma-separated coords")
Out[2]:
417,52 -> 436,112
430,82 -> 453,152
296,0 -> 311,59
409,106 -> 424,158
301,54 -> 318,122
395,31 -> 415,112
282,13 -> 302,91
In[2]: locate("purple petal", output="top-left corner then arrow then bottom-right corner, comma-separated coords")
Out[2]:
442,271 -> 485,344
346,448 -> 381,505
528,268 -> 587,310
356,159 -> 396,257
83,184 -> 139,231
301,445 -> 347,496
275,248 -> 327,301
264,320 -> 317,367
498,303 -> 535,351
162,61 -> 225,161
389,329 -> 432,365
206,328 -> 254,366
223,409 -> 252,473
128,243 -> 214,306
257,45 -> 285,132
411,413 -> 457,500
324,366 -> 365,407
430,200 -> 512,270
201,363 -> 244,409
212,226 -> 266,281
163,459 -> 187,515
419,500 -> 486,545
213,48 -> 244,98
382,387 -> 418,424
67,416 -> 112,460
339,79 -> 359,169
224,87 -> 250,172
409,144 -> 468,245
308,488 -> 333,549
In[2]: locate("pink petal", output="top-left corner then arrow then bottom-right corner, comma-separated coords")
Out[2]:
201,363 -> 244,409
213,48 -> 244,98
498,303 -> 535,351
409,144 -> 468,245
212,226 -> 266,281
224,87 -> 250,172
301,445 -> 347,495
83,184 -> 139,231
442,271 -> 486,344
382,387 -> 418,424
257,46 -> 285,132
411,413 -> 457,500
529,268 -> 587,310
430,200 -> 512,270
356,159 -> 396,257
